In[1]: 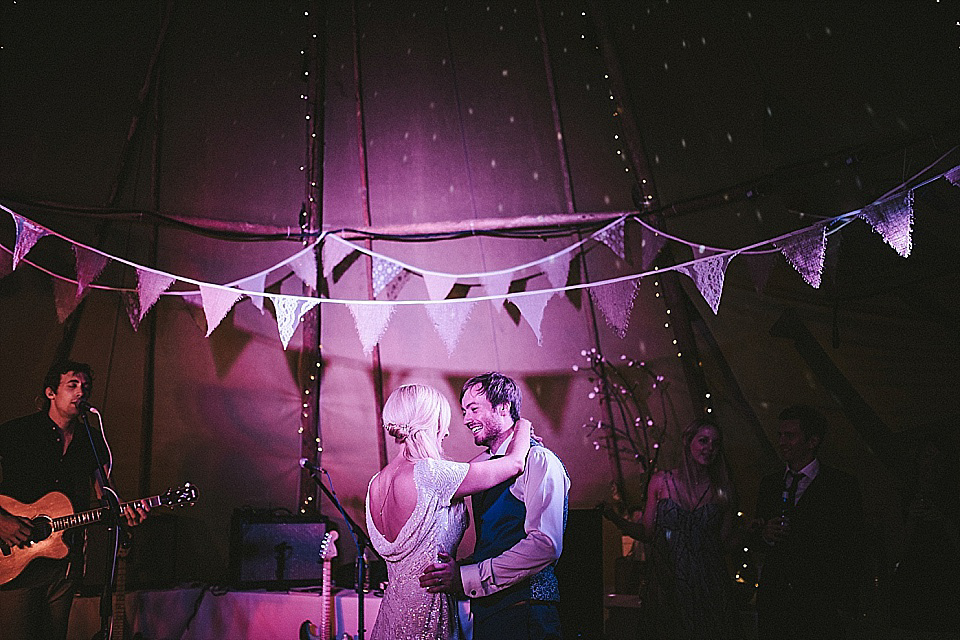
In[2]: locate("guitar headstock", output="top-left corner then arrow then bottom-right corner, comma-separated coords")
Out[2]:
320,529 -> 339,561
159,483 -> 199,508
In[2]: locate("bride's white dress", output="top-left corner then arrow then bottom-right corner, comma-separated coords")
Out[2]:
366,458 -> 469,639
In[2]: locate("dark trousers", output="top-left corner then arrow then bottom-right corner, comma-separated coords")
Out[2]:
0,566 -> 75,640
474,602 -> 561,640
756,582 -> 844,640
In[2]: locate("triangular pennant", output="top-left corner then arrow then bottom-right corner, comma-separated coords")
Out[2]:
675,252 -> 737,315
511,291 -> 554,346
123,292 -> 143,331
858,191 -> 913,258
290,248 -> 318,290
542,252 -> 572,289
589,279 -> 640,337
372,256 -> 404,297
238,273 -> 267,312
322,237 -> 356,278
200,285 -> 245,337
778,225 -> 827,289
11,214 -> 49,269
73,245 -> 109,299
272,296 -> 321,350
383,268 -> 412,301
945,164 -> 960,187
346,303 -> 396,356
425,300 -> 476,356
479,271 -> 513,314
136,269 -> 175,321
745,252 -> 777,293
52,279 -> 81,323
640,227 -> 668,270
422,272 -> 458,301
594,220 -> 626,260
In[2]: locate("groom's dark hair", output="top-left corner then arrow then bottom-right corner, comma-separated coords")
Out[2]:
461,372 -> 522,423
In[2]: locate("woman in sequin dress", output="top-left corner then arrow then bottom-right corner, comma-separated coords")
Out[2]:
639,418 -> 743,639
365,384 -> 531,639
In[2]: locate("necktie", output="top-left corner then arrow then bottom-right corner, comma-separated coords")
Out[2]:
783,470 -> 802,513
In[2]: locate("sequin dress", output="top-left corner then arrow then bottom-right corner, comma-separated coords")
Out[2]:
366,458 -> 470,640
643,496 -> 742,639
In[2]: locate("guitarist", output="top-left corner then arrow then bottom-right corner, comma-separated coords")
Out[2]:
0,360 -> 150,640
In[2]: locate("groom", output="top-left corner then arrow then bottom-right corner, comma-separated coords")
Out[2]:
420,372 -> 569,640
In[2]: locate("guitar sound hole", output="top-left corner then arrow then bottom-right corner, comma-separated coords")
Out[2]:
28,517 -> 52,544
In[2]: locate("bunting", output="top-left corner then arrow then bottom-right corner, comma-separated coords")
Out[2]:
422,272 -> 458,301
372,256 -> 404,297
272,296 -> 320,349
11,213 -> 48,270
238,273 -> 267,312
136,269 -> 175,322
73,245 -> 109,300
123,292 -> 144,331
676,252 -> 737,315
511,292 -> 554,346
858,192 -> 913,258
542,252 -> 573,289
945,164 -> 960,187
322,237 -> 355,278
290,249 -> 318,290
778,225 -> 827,289
745,252 -> 777,293
200,285 -> 244,337
425,300 -> 476,355
640,227 -> 668,270
588,278 -> 639,338
52,279 -> 80,322
347,302 -> 396,356
382,268 -> 412,301
594,219 -> 626,260
479,271 -> 513,314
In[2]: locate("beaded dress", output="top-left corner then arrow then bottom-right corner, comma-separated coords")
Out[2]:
366,458 -> 469,640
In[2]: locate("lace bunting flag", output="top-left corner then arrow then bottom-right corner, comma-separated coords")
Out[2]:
858,191 -> 913,258
322,236 -> 356,278
290,248 -> 318,290
511,292 -> 554,346
200,285 -> 244,337
73,245 -> 109,300
542,252 -> 572,289
479,271 -> 513,314
12,213 -> 48,269
372,256 -> 404,297
272,297 -> 320,349
136,269 -> 175,322
778,225 -> 826,289
52,279 -> 80,323
425,300 -> 476,355
347,303 -> 396,356
676,252 -> 737,315
594,220 -> 626,260
589,279 -> 639,337
640,227 -> 668,270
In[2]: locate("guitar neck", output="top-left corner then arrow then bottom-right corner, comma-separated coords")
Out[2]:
320,558 -> 333,640
51,495 -> 163,532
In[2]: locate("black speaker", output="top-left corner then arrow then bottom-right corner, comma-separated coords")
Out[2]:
229,508 -> 330,588
556,508 -> 604,640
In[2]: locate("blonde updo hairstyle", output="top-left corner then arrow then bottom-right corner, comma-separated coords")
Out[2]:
382,384 -> 451,462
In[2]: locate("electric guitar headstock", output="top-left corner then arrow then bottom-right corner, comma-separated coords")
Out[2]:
320,530 -> 339,562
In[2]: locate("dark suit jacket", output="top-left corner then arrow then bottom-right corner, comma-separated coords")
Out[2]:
755,463 -> 864,614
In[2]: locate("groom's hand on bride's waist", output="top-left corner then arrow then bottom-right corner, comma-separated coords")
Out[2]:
419,552 -> 464,595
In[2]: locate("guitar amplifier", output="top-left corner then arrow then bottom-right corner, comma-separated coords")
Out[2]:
229,508 -> 331,588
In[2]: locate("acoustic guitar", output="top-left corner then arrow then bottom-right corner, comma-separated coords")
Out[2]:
0,483 -> 198,586
299,529 -> 340,640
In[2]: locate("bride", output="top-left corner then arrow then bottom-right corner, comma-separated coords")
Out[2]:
365,384 -> 531,639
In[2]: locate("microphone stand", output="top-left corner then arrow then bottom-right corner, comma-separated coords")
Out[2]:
79,407 -> 121,640
304,467 -> 382,640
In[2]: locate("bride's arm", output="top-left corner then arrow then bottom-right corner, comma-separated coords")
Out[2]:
452,419 -> 532,500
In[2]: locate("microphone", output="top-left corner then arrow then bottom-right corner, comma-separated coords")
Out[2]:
299,458 -> 325,473
77,399 -> 97,413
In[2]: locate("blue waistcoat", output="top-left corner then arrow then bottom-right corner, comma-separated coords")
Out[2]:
470,443 -> 566,622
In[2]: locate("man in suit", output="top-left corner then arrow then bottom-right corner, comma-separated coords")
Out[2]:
420,372 -> 570,640
754,404 -> 864,640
